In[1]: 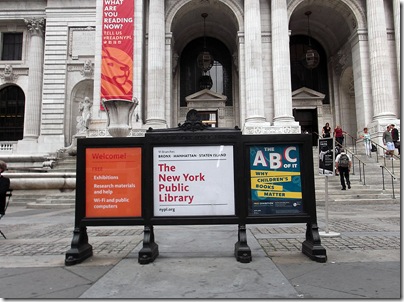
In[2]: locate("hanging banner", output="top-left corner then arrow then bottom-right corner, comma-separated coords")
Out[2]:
318,138 -> 335,176
101,0 -> 134,104
249,145 -> 303,215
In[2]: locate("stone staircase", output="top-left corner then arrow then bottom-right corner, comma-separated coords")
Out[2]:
14,143 -> 401,209
23,155 -> 77,209
314,146 -> 400,206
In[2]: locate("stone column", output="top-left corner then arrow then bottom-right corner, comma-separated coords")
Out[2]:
243,0 -> 271,133
23,18 -> 45,140
271,0 -> 298,127
145,0 -> 167,128
350,31 -> 373,128
366,0 -> 395,120
133,0 -> 144,126
392,0 -> 400,84
165,33 -> 172,127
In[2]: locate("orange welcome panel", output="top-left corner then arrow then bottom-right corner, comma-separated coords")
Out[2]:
85,147 -> 142,218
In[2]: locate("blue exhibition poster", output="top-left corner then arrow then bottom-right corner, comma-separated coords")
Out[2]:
249,145 -> 303,215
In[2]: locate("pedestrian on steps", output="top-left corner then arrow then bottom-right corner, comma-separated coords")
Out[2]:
360,127 -> 371,157
335,148 -> 352,190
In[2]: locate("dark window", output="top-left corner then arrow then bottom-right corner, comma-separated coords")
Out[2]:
290,35 -> 329,104
0,85 -> 25,141
1,33 -> 23,60
180,37 -> 232,107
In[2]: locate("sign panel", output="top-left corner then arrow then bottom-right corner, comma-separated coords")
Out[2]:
85,147 -> 142,217
153,145 -> 235,216
249,145 -> 303,215
318,138 -> 335,176
101,0 -> 134,103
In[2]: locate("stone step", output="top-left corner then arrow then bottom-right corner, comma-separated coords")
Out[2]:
316,197 -> 399,206
26,202 -> 75,209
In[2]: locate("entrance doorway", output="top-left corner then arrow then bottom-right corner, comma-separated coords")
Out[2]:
293,109 -> 318,146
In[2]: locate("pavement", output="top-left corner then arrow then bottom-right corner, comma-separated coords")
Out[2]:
0,200 -> 400,300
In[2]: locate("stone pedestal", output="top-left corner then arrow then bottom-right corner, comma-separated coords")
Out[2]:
102,99 -> 138,137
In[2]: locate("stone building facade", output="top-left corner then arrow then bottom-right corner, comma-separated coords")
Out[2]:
0,0 -> 400,157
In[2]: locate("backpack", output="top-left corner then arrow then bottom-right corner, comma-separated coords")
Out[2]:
338,154 -> 349,168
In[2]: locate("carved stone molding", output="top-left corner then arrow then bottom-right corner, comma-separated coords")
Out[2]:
67,60 -> 94,78
68,27 -> 96,59
88,128 -> 146,138
0,65 -> 16,82
80,59 -> 94,77
243,125 -> 301,135
24,18 -> 45,36
0,65 -> 28,83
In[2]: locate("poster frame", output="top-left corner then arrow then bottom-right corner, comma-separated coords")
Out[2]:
241,134 -> 317,225
75,137 -> 146,226
143,129 -> 243,226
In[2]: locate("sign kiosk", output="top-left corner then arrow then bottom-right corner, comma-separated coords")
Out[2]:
65,111 -> 326,265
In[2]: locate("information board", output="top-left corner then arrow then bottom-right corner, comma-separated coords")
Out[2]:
249,144 -> 303,215
85,147 -> 142,217
153,145 -> 235,216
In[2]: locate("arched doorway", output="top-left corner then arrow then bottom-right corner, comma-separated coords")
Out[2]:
289,0 -> 360,136
0,84 -> 25,141
169,0 -> 241,127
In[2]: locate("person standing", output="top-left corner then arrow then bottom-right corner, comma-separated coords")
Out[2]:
390,124 -> 400,155
322,122 -> 331,138
335,148 -> 352,190
383,125 -> 395,159
360,127 -> 371,156
0,160 -> 10,215
334,125 -> 344,147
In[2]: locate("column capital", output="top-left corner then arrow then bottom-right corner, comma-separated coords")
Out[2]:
24,18 -> 45,37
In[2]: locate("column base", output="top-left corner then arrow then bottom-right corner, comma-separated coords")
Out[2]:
144,119 -> 168,130
273,115 -> 300,126
243,121 -> 301,135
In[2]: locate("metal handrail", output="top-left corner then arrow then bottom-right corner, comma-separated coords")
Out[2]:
367,139 -> 400,174
343,132 -> 357,154
316,132 -> 399,194
380,165 -> 396,199
333,140 -> 367,184
315,132 -> 367,183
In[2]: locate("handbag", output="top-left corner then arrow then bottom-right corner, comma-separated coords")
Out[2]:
371,144 -> 377,152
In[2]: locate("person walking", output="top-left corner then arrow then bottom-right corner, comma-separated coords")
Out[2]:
0,160 -> 10,215
334,125 -> 344,147
335,148 -> 351,190
322,122 -> 331,138
390,124 -> 400,155
383,125 -> 395,160
360,127 -> 371,156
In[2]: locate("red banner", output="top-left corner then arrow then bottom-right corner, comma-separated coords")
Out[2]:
101,0 -> 134,103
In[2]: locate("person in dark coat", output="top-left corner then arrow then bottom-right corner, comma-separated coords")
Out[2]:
390,124 -> 400,155
0,160 -> 10,215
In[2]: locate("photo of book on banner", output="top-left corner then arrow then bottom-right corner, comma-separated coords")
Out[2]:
318,138 -> 334,175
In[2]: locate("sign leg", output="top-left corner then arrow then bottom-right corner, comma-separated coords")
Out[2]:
65,227 -> 93,266
138,225 -> 159,264
234,224 -> 252,263
302,223 -> 327,263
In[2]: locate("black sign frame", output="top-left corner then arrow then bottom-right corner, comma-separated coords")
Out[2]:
65,113 -> 326,266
